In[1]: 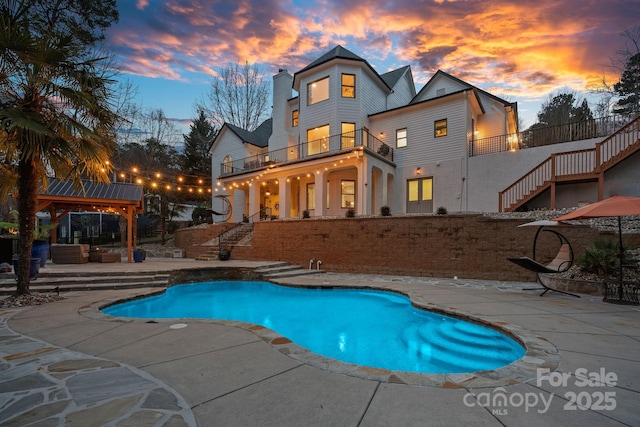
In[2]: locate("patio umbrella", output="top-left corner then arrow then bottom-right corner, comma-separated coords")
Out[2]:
553,195 -> 640,284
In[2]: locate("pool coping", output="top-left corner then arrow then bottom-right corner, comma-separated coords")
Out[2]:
80,281 -> 560,389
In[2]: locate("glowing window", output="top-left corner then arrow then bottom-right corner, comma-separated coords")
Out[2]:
307,124 -> 330,155
292,110 -> 298,127
435,119 -> 447,137
341,180 -> 355,209
308,77 -> 329,105
396,128 -> 407,148
341,74 -> 355,98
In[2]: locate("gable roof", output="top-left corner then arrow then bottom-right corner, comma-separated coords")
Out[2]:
414,70 -> 514,108
293,45 -> 391,92
210,118 -> 272,152
381,65 -> 411,88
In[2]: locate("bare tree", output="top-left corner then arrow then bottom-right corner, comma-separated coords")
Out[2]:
201,62 -> 271,131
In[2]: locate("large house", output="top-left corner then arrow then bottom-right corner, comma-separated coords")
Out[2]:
208,45 -> 638,222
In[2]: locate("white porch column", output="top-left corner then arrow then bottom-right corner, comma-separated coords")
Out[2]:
314,170 -> 327,217
278,178 -> 289,218
232,189 -> 246,223
358,158 -> 372,215
248,183 -> 261,220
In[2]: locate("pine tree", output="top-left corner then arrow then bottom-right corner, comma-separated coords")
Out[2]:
614,53 -> 640,115
182,109 -> 216,177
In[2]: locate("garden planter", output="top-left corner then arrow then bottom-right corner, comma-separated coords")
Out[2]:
12,257 -> 41,279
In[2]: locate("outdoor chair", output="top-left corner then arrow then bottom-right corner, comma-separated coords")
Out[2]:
50,244 -> 90,264
508,231 -> 580,298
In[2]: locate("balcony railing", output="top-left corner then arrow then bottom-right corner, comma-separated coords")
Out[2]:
469,113 -> 634,156
220,129 -> 393,177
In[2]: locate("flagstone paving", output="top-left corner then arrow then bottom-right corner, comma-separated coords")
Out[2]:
0,259 -> 639,426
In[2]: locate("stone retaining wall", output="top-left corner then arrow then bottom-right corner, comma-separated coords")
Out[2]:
227,215 -> 640,282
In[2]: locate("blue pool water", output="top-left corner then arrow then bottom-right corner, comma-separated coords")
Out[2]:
102,281 -> 525,373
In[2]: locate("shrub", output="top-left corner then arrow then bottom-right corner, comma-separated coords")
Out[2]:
380,206 -> 391,216
436,206 -> 448,215
345,208 -> 355,218
577,239 -> 637,277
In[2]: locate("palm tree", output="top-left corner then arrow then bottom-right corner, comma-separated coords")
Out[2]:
0,2 -> 119,295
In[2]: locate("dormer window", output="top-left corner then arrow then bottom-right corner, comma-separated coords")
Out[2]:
341,74 -> 355,98
308,76 -> 329,105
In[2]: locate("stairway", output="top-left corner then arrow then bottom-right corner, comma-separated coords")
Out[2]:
196,222 -> 254,261
499,115 -> 640,212
0,270 -> 170,296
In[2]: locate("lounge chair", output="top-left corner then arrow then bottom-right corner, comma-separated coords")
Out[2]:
508,233 -> 580,298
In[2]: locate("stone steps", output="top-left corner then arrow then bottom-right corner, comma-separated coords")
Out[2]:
0,271 -> 170,295
255,263 -> 326,278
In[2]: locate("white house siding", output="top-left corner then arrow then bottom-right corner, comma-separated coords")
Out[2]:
298,68 -> 339,143
269,71 -> 295,152
476,94 -> 508,137
465,137 -> 606,212
210,129 -> 247,180
385,73 -> 414,110
414,74 -> 468,102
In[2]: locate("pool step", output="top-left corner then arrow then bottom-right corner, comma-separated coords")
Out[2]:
256,263 -> 326,279
0,272 -> 170,295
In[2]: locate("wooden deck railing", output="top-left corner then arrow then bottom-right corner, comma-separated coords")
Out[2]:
499,115 -> 640,212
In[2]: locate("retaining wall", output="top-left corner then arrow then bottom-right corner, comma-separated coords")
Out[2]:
227,215 -> 639,282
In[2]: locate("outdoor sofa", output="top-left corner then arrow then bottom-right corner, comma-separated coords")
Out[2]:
50,244 -> 90,264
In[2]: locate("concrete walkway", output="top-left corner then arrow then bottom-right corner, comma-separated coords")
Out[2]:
1,259 -> 639,426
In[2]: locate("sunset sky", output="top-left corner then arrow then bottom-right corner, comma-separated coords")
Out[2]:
106,0 -> 640,146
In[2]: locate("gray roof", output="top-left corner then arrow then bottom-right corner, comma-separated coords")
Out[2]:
293,45 -> 391,92
226,118 -> 272,148
297,45 -> 367,74
381,66 -> 411,89
42,178 -> 143,203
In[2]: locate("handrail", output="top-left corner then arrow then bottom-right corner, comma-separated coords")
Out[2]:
498,114 -> 640,212
220,128 -> 393,177
472,113 -> 634,157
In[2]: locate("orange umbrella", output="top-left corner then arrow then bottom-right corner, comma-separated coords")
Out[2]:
553,195 -> 640,283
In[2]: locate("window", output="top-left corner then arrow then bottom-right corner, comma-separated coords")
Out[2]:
341,122 -> 356,148
435,119 -> 447,137
396,128 -> 407,148
307,183 -> 315,210
341,180 -> 355,208
222,155 -> 233,174
307,76 -> 329,105
407,177 -> 433,213
341,73 -> 355,98
307,124 -> 330,155
292,110 -> 298,127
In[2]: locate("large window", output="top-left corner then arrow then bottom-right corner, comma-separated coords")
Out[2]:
307,124 -> 330,155
435,119 -> 447,137
407,177 -> 433,213
341,73 -> 355,98
396,128 -> 407,148
341,122 -> 356,148
292,110 -> 298,127
222,155 -> 233,174
308,76 -> 329,105
307,183 -> 315,210
341,180 -> 355,209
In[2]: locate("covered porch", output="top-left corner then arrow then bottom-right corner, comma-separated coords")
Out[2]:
216,138 -> 396,221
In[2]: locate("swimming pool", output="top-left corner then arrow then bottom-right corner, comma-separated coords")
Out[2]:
102,281 -> 525,374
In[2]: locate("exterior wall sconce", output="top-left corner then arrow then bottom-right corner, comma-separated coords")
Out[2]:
416,167 -> 422,175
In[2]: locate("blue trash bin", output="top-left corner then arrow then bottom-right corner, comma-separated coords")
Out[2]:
133,250 -> 143,263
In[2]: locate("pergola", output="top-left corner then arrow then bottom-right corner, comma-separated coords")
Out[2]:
36,179 -> 144,263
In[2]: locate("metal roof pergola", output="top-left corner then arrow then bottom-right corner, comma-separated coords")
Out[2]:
36,179 -> 144,263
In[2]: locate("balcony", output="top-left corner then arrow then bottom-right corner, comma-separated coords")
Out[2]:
220,129 -> 393,177
469,114 -> 634,156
